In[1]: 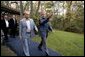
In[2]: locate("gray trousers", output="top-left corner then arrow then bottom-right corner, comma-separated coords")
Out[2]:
22,32 -> 31,56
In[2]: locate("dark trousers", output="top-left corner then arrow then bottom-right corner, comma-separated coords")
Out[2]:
38,30 -> 49,55
2,28 -> 9,42
10,28 -> 16,37
38,31 -> 48,47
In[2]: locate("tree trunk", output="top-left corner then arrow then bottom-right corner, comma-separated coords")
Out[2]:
20,1 -> 23,19
30,1 -> 33,18
36,1 -> 40,14
65,1 -> 72,28
24,1 -> 29,11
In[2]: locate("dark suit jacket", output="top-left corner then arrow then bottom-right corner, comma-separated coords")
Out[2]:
39,17 -> 52,38
9,18 -> 17,29
1,19 -> 8,29
39,17 -> 52,31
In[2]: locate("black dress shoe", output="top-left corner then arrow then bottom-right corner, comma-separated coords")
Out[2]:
2,42 -> 5,45
4,39 -> 9,42
13,36 -> 15,38
46,54 -> 50,56
46,52 -> 50,56
38,46 -> 42,51
2,41 -> 7,45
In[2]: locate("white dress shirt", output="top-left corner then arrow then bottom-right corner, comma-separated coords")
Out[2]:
5,19 -> 9,28
13,18 -> 15,24
26,19 -> 31,32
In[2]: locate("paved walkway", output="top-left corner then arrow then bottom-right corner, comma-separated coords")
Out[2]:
5,37 -> 61,56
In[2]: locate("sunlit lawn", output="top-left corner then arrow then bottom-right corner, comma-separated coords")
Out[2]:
32,30 -> 84,56
1,30 -> 84,56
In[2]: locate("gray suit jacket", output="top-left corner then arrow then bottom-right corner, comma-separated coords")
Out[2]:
19,18 -> 37,38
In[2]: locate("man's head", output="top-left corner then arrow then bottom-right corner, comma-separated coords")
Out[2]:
24,11 -> 30,19
8,14 -> 12,19
13,15 -> 16,18
4,15 -> 8,20
40,11 -> 46,17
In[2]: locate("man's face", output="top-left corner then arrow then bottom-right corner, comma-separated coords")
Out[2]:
13,15 -> 15,18
8,15 -> 12,19
41,13 -> 46,18
4,15 -> 8,19
24,13 -> 30,19
24,11 -> 30,19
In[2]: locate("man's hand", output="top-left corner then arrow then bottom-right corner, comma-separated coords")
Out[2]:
47,13 -> 53,19
52,30 -> 55,33
35,26 -> 38,32
19,35 -> 22,40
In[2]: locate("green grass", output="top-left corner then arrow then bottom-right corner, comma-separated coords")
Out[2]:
32,30 -> 84,56
1,30 -> 84,56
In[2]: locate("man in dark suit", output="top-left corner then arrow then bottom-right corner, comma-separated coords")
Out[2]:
9,15 -> 17,38
1,14 -> 9,44
38,11 -> 53,56
1,14 -> 4,40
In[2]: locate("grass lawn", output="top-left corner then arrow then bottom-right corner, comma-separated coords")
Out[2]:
1,30 -> 84,56
32,30 -> 84,56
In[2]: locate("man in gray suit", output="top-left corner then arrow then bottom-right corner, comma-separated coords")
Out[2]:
19,11 -> 38,56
